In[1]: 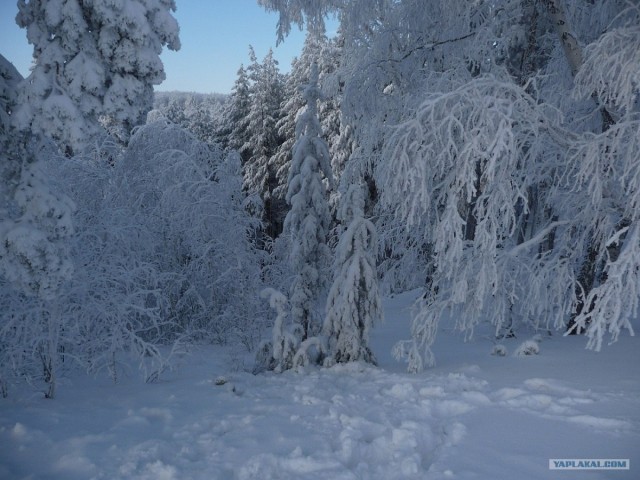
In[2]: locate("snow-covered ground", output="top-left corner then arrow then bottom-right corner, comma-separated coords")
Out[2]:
1,290 -> 638,479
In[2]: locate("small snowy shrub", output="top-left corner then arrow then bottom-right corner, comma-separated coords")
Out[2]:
491,344 -> 508,357
255,288 -> 301,373
514,340 -> 540,356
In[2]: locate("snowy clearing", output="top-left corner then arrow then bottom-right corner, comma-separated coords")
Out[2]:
1,291 -> 638,479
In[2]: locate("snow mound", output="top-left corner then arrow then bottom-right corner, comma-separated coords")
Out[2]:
514,340 -> 540,356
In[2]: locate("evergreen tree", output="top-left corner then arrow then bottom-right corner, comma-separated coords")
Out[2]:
0,57 -> 75,399
242,47 -> 285,239
13,0 -> 180,154
284,63 -> 334,342
318,33 -> 352,182
0,54 -> 74,302
0,54 -> 20,130
272,32 -> 328,202
225,65 -> 252,153
324,184 -> 382,365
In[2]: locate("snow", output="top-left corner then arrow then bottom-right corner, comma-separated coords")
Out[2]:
1,290 -> 638,479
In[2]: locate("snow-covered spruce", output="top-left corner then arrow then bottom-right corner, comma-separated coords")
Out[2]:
225,64 -> 252,154
323,184 -> 382,366
14,0 -> 180,154
271,31 -> 348,207
271,32 -> 327,203
284,62 -> 334,345
240,47 -> 286,238
0,55 -> 75,301
1,54 -> 76,399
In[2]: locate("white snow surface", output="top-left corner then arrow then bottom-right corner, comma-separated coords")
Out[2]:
1,290 -> 638,479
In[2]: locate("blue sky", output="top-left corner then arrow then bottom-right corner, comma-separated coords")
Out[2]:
0,0 -> 310,94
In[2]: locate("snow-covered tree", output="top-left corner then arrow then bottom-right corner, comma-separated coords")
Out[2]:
285,63 -> 334,342
0,57 -> 75,298
324,183 -> 381,365
0,54 -> 22,216
0,54 -> 21,129
106,120 -> 265,349
260,0 -> 637,372
255,288 -> 301,373
225,65 -> 252,152
242,47 -> 285,238
272,32 -> 331,199
0,53 -> 77,398
0,142 -> 75,399
382,77 -> 566,371
13,0 -> 180,154
564,9 -> 640,350
305,30 -> 350,179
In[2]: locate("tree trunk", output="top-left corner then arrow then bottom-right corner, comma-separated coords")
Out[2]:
543,0 -> 615,129
464,160 -> 483,241
542,0 -> 582,76
543,0 -> 616,332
